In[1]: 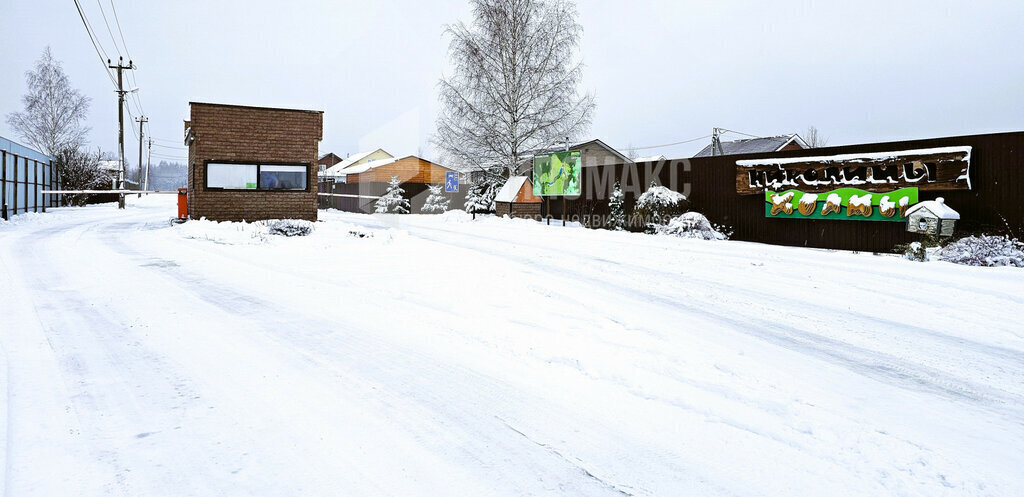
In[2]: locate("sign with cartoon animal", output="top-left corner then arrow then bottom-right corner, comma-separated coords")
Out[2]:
765,187 -> 918,222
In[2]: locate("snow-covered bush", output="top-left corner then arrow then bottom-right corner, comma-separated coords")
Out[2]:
655,212 -> 729,240
465,176 -> 500,213
607,182 -> 627,231
936,235 -> 1024,267
422,184 -> 450,213
264,219 -> 314,237
903,241 -> 928,262
375,176 -> 410,214
635,182 -> 687,227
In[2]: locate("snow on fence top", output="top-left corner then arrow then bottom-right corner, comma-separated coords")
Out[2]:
734,146 -> 972,168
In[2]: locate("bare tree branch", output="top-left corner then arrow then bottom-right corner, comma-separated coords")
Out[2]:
433,0 -> 596,180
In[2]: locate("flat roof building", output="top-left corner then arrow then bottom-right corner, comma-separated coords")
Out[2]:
184,102 -> 323,222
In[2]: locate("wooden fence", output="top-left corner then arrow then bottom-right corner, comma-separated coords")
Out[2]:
558,130 -> 1024,252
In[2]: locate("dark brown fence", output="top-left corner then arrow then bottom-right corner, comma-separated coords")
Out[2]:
563,130 -> 1024,252
2,145 -> 59,220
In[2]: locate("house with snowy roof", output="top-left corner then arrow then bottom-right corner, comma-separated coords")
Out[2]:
517,138 -> 633,175
317,153 -> 343,173
692,134 -> 807,157
319,149 -> 394,178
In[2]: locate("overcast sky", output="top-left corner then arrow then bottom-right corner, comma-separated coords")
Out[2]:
2,0 -> 1022,163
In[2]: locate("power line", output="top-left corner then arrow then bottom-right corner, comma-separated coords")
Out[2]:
718,128 -> 763,139
72,0 -> 118,89
94,0 -> 147,131
151,143 -> 187,150
627,134 -> 712,151
94,0 -> 123,58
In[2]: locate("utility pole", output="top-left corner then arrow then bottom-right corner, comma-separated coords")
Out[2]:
108,56 -> 135,209
145,137 -> 152,192
136,115 -> 147,197
711,127 -> 724,156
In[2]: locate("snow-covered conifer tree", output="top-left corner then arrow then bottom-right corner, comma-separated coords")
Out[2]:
422,184 -> 450,213
375,176 -> 410,214
464,177 -> 499,213
607,181 -> 626,230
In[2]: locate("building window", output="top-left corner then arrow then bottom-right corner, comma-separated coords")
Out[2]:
207,163 -> 257,189
260,165 -> 307,190
206,162 -> 308,191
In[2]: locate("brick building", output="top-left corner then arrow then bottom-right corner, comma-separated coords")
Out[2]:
184,102 -> 323,221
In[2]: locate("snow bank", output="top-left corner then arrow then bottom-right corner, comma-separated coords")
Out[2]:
439,209 -> 473,224
174,218 -> 314,244
655,212 -> 729,240
173,219 -> 273,245
0,211 -> 69,230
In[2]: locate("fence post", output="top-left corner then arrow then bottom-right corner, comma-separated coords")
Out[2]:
33,159 -> 38,213
1,150 -> 6,220
12,153 -> 17,217
41,160 -> 46,213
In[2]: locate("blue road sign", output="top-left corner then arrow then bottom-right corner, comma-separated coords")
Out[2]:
445,171 -> 459,192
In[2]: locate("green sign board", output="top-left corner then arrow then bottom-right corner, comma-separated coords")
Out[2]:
765,187 -> 918,221
533,151 -> 581,196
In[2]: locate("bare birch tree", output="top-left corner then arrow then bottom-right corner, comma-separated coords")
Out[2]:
434,0 -> 595,180
805,126 -> 828,148
6,47 -> 90,156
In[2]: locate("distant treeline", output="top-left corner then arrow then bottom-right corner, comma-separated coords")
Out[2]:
146,161 -> 187,190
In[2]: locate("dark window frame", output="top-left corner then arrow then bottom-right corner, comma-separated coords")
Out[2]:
203,159 -> 312,192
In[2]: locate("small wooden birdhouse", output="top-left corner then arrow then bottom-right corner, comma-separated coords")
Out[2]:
905,197 -> 960,237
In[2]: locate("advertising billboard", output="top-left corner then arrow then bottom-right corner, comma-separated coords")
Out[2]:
533,151 -> 581,196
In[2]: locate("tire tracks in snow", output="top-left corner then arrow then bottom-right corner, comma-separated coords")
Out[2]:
88,218 -> 646,496
385,223 -> 1024,417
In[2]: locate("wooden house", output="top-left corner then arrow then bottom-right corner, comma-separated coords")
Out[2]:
319,149 -> 394,179
495,176 -> 542,219
342,156 -> 454,185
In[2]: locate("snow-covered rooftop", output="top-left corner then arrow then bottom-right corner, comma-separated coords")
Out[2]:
341,157 -> 400,175
494,176 -> 530,203
634,155 -> 667,162
693,134 -> 806,158
906,197 -> 961,220
321,149 -> 393,176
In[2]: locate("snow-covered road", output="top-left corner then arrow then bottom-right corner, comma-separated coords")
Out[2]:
1,196 -> 1022,496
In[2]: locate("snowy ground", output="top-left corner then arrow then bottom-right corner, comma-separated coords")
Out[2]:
1,195 -> 1023,496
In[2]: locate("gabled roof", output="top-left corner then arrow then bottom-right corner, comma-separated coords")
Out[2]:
693,134 -> 807,158
342,155 -> 454,175
495,176 -> 531,203
906,197 -> 960,220
321,148 -> 393,176
530,138 -> 633,165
